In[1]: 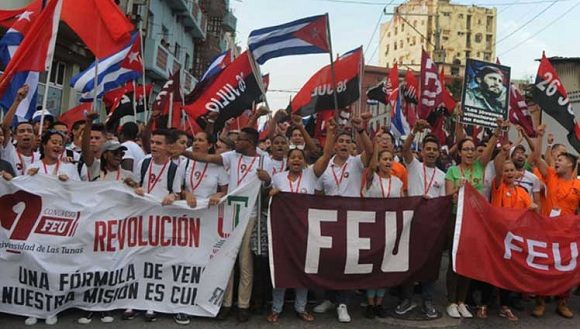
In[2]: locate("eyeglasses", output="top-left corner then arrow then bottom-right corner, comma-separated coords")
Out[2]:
288,144 -> 305,150
461,147 -> 476,152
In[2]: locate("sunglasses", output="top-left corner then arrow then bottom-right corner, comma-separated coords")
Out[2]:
288,144 -> 305,150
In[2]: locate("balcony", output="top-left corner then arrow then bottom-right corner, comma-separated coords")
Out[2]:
183,1 -> 207,39
144,37 -> 197,93
165,0 -> 188,12
222,10 -> 237,32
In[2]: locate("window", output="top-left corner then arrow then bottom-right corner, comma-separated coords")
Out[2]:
401,23 -> 404,32
387,32 -> 391,38
400,40 -> 403,48
412,36 -> 416,45
475,33 -> 482,43
459,14 -> 464,19
442,36 -> 449,41
208,16 -> 222,34
185,53 -> 191,71
174,42 -> 181,58
413,20 -> 417,26
161,24 -> 169,40
44,61 -> 66,86
465,51 -> 471,58
394,42 -> 397,50
395,26 -> 398,35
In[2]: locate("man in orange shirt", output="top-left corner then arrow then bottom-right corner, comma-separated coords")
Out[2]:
529,124 -> 580,319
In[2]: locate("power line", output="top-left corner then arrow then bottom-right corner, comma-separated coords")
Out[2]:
494,0 -> 559,45
499,0 -> 580,56
364,0 -> 396,57
314,0 -> 573,5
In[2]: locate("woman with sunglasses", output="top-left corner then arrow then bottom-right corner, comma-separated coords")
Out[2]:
443,118 -> 504,319
266,119 -> 336,323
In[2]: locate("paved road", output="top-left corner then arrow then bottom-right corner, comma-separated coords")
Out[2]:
2,255 -> 578,329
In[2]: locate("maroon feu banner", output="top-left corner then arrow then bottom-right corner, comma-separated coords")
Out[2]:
268,193 -> 452,289
454,184 -> 580,296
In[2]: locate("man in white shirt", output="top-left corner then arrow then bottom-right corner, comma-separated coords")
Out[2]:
0,85 -> 41,176
79,113 -> 106,181
314,117 -> 373,323
397,119 -> 446,319
182,127 -> 271,323
120,122 -> 146,173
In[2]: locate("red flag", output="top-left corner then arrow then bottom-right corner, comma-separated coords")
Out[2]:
61,0 -> 133,58
153,71 -> 181,116
386,63 -> 399,107
314,109 -> 334,145
440,66 -> 456,113
455,184 -> 580,296
0,0 -> 41,27
508,84 -> 536,137
289,48 -> 362,116
59,103 -> 92,129
182,51 -> 262,132
0,0 -> 62,98
418,50 -> 443,120
533,53 -> 580,152
103,83 -> 152,110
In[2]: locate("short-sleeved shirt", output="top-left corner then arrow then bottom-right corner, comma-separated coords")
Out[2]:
362,172 -> 403,198
28,161 -> 81,181
391,161 -> 408,192
2,141 -> 41,176
136,158 -> 182,199
268,157 -> 287,177
179,159 -> 228,198
272,166 -> 318,195
445,160 -> 486,193
491,181 -> 532,210
122,140 -> 146,173
541,167 -> 580,217
319,155 -> 364,197
513,170 -> 542,198
405,157 -> 446,197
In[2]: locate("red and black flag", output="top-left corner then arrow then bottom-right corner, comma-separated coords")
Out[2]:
152,70 -> 182,128
182,51 -> 262,132
105,85 -> 151,131
533,53 -> 580,152
508,83 -> 536,137
289,47 -> 362,117
366,82 -> 388,105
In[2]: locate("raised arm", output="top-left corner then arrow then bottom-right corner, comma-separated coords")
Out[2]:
2,85 -> 28,146
352,116 -> 373,166
530,124 -> 548,177
402,119 -> 430,164
313,118 -> 336,177
81,112 -> 99,166
182,150 -> 223,165
246,105 -> 269,129
493,143 -> 510,186
478,119 -> 505,167
291,114 -> 317,153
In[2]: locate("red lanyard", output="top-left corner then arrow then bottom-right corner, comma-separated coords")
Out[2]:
17,151 -> 33,174
273,158 -> 285,174
423,164 -> 436,196
288,172 -> 303,193
332,161 -> 348,188
147,160 -> 168,193
236,155 -> 258,185
189,161 -> 209,192
379,175 -> 392,198
42,160 -> 60,176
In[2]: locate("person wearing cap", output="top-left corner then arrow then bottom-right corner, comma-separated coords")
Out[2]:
464,65 -> 507,114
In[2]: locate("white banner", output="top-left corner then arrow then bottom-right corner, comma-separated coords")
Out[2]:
0,175 -> 260,318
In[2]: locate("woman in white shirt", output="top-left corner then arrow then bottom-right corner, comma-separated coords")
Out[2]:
25,130 -> 79,326
180,131 -> 228,209
27,130 -> 80,182
266,119 -> 336,323
360,146 -> 404,319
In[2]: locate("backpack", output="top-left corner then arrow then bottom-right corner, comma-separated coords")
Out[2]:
139,158 -> 178,193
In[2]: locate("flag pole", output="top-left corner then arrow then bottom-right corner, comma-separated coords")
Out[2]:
247,49 -> 271,111
132,81 -> 137,122
138,27 -> 148,122
325,13 -> 340,120
168,91 -> 174,128
39,0 -> 63,137
358,45 -> 364,116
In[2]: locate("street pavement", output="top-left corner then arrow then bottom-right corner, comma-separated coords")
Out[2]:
1,254 -> 579,329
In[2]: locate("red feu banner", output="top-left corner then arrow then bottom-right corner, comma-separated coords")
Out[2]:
268,193 -> 452,289
454,184 -> 580,296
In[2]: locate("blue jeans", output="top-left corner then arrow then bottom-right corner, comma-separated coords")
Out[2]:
272,288 -> 308,313
366,289 -> 386,298
402,281 -> 435,301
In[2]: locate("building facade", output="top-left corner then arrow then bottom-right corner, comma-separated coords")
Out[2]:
379,0 -> 496,77
1,0 -> 237,118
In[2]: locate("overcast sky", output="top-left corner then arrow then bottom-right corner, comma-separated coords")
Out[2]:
230,0 -> 580,110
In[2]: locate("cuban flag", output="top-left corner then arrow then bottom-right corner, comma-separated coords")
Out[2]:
391,89 -> 410,139
71,31 -> 143,102
199,49 -> 232,83
0,0 -> 43,122
248,14 -> 330,65
0,0 -> 61,123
